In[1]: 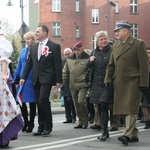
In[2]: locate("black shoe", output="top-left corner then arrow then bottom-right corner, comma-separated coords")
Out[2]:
74,125 -> 82,129
63,120 -> 72,123
0,142 -> 9,148
82,124 -> 88,129
33,130 -> 43,136
118,136 -> 130,145
41,129 -> 52,135
26,123 -> 34,133
22,125 -> 28,132
130,136 -> 139,142
98,129 -> 109,141
144,121 -> 149,129
109,127 -> 118,131
90,125 -> 102,130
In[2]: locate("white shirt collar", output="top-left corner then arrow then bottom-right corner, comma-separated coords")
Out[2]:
40,38 -> 48,46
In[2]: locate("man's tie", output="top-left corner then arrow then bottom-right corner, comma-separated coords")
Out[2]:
38,42 -> 43,60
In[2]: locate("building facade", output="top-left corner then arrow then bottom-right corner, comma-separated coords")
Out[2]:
30,0 -> 150,51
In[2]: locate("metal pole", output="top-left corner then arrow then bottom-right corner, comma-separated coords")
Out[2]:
20,0 -> 25,49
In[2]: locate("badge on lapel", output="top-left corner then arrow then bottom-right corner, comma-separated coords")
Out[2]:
42,46 -> 51,57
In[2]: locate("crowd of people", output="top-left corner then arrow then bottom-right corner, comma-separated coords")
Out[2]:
0,20 -> 150,148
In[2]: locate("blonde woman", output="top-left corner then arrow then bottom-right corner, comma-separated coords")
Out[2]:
14,31 -> 36,133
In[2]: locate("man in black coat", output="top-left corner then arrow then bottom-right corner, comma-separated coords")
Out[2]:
20,25 -> 62,136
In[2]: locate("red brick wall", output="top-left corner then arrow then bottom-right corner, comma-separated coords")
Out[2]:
39,0 -> 150,53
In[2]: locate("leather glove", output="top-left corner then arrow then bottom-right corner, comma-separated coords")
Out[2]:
140,87 -> 148,94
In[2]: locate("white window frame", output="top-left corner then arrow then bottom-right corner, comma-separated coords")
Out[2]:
131,24 -> 138,38
76,26 -> 80,38
92,9 -> 99,24
52,0 -> 61,12
76,0 -> 79,12
115,1 -> 119,13
92,36 -> 97,50
52,22 -> 61,36
130,0 -> 138,13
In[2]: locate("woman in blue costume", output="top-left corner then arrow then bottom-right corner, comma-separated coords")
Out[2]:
14,31 -> 36,133
0,28 -> 24,148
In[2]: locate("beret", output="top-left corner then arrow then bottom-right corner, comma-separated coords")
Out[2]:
73,41 -> 82,50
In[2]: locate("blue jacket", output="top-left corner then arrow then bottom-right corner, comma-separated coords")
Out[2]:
14,47 -> 36,103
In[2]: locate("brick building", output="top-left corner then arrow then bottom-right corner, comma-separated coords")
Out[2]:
33,0 -> 150,51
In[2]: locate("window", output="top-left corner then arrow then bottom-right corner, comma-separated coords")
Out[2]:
131,24 -> 138,38
92,9 -> 99,24
76,0 -> 79,12
76,26 -> 80,38
52,0 -> 61,12
92,36 -> 96,50
52,22 -> 61,36
130,0 -> 138,13
115,1 -> 119,13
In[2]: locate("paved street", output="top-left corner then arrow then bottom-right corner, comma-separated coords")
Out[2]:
7,111 -> 150,150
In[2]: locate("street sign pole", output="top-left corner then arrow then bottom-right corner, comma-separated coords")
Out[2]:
20,0 -> 25,49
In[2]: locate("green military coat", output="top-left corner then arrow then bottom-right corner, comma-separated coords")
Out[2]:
104,36 -> 149,115
63,51 -> 89,91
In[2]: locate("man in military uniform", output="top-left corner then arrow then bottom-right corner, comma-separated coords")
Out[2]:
62,42 -> 89,129
104,20 -> 149,145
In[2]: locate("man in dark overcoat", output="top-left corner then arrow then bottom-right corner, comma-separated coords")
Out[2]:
104,20 -> 149,145
20,25 -> 62,136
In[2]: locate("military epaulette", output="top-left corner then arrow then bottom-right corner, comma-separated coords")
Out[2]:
134,37 -> 143,42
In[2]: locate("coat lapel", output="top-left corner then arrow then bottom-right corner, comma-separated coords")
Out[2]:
33,43 -> 39,61
116,36 -> 135,59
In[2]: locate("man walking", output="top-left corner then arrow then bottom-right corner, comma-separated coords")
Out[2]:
104,20 -> 149,145
63,42 -> 89,129
61,48 -> 76,123
20,25 -> 62,136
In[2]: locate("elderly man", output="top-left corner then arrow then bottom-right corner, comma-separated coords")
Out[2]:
104,20 -> 149,145
61,48 -> 76,123
63,42 -> 89,129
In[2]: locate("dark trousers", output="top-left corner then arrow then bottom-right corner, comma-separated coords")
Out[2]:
34,80 -> 53,131
86,97 -> 95,120
20,102 -> 36,126
64,96 -> 76,121
99,102 -> 109,128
